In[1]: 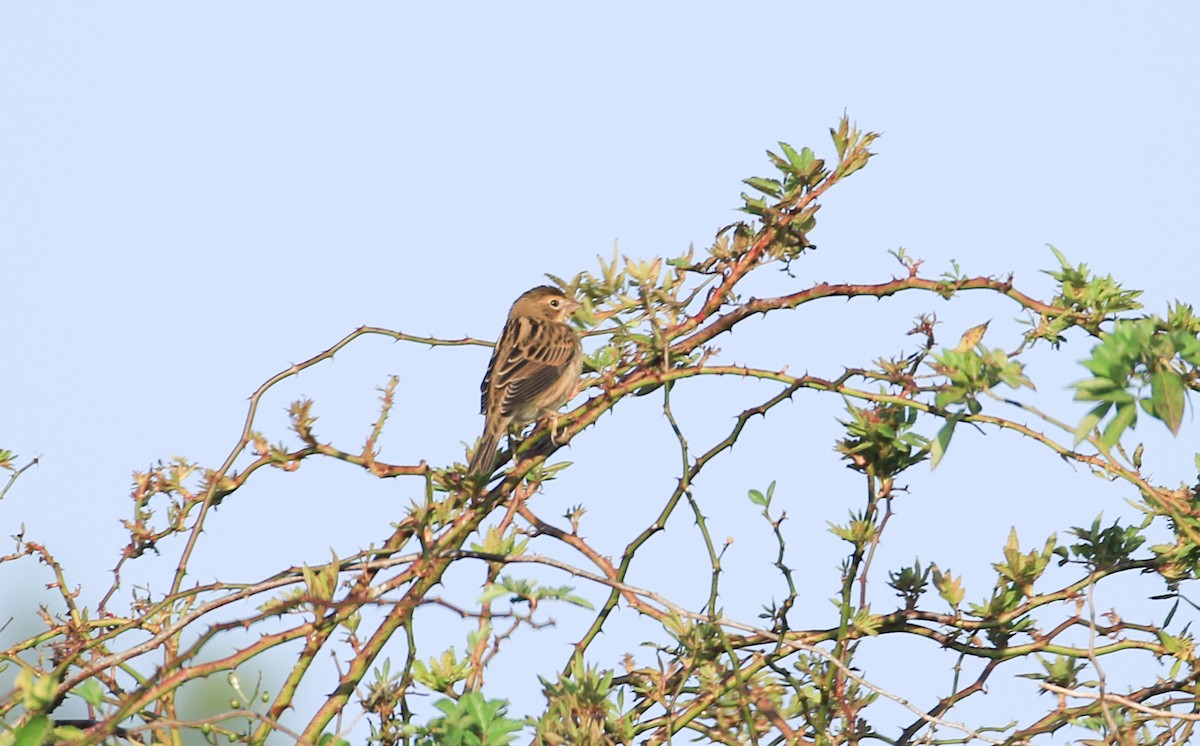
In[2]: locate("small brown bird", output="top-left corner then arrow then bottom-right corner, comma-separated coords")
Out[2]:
468,285 -> 584,476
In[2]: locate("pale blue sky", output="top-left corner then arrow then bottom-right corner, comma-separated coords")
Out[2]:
2,4 -> 1198,742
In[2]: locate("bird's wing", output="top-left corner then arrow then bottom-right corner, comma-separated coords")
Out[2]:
489,318 -> 578,418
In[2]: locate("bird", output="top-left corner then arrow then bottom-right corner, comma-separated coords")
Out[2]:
468,285 -> 584,476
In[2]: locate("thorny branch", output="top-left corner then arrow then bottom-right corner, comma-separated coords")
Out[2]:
3,118 -> 1198,745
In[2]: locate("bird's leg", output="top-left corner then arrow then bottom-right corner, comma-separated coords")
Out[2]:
525,414 -> 565,447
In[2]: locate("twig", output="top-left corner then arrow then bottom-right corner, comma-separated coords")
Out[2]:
1040,683 -> 1200,721
0,456 -> 39,503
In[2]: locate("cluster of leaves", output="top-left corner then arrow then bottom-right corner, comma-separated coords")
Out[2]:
1073,303 -> 1200,446
836,402 -> 929,479
402,693 -> 522,746
1039,245 -> 1145,340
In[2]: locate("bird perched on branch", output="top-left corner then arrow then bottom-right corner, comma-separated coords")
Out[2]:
469,285 -> 583,476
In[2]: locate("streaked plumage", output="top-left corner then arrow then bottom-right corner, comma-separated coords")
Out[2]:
468,286 -> 583,476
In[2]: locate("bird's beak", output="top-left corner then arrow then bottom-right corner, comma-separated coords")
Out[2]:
563,297 -> 584,324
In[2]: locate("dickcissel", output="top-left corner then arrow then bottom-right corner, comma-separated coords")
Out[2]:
468,285 -> 583,476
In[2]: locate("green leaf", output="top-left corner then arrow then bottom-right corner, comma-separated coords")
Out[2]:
1074,402 -> 1111,445
1073,379 -> 1135,403
740,192 -> 768,215
743,176 -> 783,198
1150,369 -> 1185,435
1100,401 -> 1137,448
1048,244 -> 1070,270
479,584 -> 511,604
798,146 -> 816,173
70,678 -> 105,708
851,606 -> 882,636
557,592 -> 595,610
14,716 -> 52,746
1073,378 -> 1125,396
779,141 -> 803,169
931,565 -> 965,608
748,481 -> 776,508
929,418 -> 957,470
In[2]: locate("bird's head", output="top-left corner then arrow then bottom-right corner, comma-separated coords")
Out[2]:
510,285 -> 582,323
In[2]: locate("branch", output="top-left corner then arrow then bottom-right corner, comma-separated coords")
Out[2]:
1040,682 -> 1200,721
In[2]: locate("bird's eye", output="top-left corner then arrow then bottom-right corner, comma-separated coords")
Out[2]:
549,299 -> 561,308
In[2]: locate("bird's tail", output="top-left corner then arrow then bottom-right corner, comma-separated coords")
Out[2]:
468,420 -> 504,476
